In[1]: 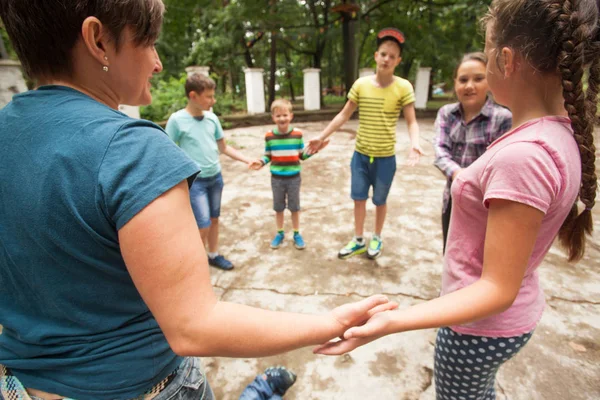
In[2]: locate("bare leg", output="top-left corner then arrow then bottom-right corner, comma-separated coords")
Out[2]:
207,217 -> 219,254
354,200 -> 367,237
291,211 -> 300,231
374,204 -> 387,237
275,211 -> 284,231
199,228 -> 209,248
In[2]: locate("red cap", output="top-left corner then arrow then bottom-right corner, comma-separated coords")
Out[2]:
377,28 -> 405,50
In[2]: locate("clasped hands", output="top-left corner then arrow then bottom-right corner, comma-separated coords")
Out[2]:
316,295 -> 399,356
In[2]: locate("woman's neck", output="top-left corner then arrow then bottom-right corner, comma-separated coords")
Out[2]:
39,77 -> 120,110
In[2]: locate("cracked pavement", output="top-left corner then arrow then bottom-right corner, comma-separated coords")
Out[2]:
203,119 -> 599,400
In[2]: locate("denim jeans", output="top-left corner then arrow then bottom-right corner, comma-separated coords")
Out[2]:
151,357 -> 214,400
238,375 -> 281,400
189,172 -> 224,229
25,358 -> 277,400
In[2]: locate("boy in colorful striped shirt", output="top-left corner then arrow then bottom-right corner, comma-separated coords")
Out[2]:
250,99 -> 325,250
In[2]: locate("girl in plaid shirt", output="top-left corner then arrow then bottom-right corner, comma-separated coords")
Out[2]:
433,52 -> 512,253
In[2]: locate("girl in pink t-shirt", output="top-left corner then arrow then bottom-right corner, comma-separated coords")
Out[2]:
315,1 -> 598,398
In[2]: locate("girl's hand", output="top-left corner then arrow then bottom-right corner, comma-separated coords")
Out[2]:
314,309 -> 396,355
329,295 -> 397,334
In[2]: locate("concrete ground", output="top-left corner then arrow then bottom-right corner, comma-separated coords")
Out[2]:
204,119 -> 600,400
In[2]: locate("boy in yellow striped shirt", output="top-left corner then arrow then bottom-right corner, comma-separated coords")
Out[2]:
307,28 -> 423,260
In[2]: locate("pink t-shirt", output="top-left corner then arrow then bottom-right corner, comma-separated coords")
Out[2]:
441,116 -> 581,337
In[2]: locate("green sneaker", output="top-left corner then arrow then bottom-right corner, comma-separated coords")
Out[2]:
338,238 -> 366,259
367,236 -> 383,259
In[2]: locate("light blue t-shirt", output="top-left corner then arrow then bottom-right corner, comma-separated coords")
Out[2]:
166,109 -> 224,178
0,86 -> 200,400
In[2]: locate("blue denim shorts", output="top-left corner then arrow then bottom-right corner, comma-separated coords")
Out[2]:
189,173 -> 224,229
350,151 -> 397,206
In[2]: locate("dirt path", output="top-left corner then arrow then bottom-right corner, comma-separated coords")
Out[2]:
204,119 -> 600,400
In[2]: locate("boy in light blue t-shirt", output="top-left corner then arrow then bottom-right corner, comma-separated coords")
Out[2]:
166,74 -> 253,270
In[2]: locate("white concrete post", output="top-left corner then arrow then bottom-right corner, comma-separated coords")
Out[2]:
118,105 -> 141,119
244,68 -> 265,115
302,68 -> 321,111
414,67 -> 432,110
0,60 -> 27,108
185,66 -> 210,77
359,68 -> 375,78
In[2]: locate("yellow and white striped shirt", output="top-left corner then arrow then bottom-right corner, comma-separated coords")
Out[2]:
348,76 -> 415,157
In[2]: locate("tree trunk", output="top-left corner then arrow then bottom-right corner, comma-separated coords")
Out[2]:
241,37 -> 254,68
0,35 -> 8,60
283,49 -> 295,101
268,31 -> 277,108
342,7 -> 359,93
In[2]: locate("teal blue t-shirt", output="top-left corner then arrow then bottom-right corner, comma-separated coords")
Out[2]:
0,86 -> 200,399
165,109 -> 224,178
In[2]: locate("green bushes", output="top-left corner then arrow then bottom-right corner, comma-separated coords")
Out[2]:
141,73 -> 247,123
140,74 -> 188,123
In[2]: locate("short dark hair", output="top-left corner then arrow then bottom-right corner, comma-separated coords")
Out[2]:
185,74 -> 216,97
0,0 -> 165,80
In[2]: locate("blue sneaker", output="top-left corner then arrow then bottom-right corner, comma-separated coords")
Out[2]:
264,366 -> 297,396
271,232 -> 285,249
293,232 -> 306,250
338,238 -> 366,259
367,236 -> 383,259
208,255 -> 233,270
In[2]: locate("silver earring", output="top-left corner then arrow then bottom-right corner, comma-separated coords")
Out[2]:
103,66 -> 109,72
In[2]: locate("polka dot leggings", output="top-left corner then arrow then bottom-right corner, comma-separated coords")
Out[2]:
434,327 -> 534,400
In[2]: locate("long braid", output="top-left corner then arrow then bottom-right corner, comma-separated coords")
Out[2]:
556,0 -> 598,261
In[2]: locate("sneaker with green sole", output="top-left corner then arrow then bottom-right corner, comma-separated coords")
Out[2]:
338,238 -> 366,259
367,236 -> 383,259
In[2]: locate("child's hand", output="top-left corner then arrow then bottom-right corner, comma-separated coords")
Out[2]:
306,136 -> 328,155
305,138 -> 330,155
315,139 -> 330,153
312,295 -> 398,355
249,159 -> 264,170
313,308 -> 397,356
406,145 -> 425,166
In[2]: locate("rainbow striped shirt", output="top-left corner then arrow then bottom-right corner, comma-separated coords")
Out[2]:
261,127 -> 311,177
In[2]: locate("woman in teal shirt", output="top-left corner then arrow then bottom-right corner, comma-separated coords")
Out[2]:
0,1 -> 394,399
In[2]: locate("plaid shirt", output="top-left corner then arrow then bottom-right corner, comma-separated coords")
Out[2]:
433,97 -> 512,212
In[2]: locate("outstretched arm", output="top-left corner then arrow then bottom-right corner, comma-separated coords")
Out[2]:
402,103 -> 423,166
314,199 -> 542,355
119,181 -> 397,357
306,100 -> 357,154
217,138 -> 253,165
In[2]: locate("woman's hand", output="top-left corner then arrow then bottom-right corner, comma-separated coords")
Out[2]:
314,309 -> 396,355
